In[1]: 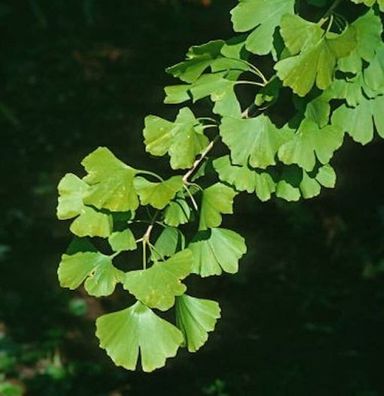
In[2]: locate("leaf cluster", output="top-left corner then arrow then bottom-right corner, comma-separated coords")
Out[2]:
57,0 -> 384,371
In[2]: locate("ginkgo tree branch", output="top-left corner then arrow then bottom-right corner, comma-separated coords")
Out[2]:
56,0 -> 384,373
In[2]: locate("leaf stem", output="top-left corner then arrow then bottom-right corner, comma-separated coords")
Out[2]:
319,0 -> 344,26
137,170 -> 164,182
182,136 -> 220,183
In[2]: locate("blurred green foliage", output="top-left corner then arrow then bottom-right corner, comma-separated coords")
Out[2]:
1,0 -> 384,395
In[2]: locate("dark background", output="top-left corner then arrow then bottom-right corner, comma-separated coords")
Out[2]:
1,1 -> 384,395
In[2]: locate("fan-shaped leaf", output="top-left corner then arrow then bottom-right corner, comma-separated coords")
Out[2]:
58,252 -> 123,297
231,0 -> 295,55
164,196 -> 192,227
123,250 -> 193,311
108,229 -> 137,252
278,118 -> 344,171
220,115 -> 292,169
176,295 -> 221,352
275,15 -> 357,96
199,183 -> 237,230
96,302 -> 183,372
331,95 -> 384,145
82,147 -> 139,212
144,108 -> 209,169
189,228 -> 247,277
134,176 -> 184,210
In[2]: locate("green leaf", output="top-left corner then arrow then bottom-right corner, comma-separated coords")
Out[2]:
364,44 -> 384,93
338,10 -> 382,74
176,294 -> 221,352
305,97 -> 331,128
123,250 -> 193,311
213,156 -> 278,202
164,195 -> 192,227
278,118 -> 344,171
152,226 -> 185,260
350,0 -> 384,12
144,108 -> 209,170
331,95 -> 384,145
58,252 -> 123,297
189,228 -> 247,277
57,173 -> 88,220
220,115 -> 292,169
231,0 -> 295,55
134,176 -> 184,210
70,206 -> 112,238
199,183 -> 237,230
82,147 -> 139,212
108,229 -> 137,252
165,73 -> 242,118
190,74 -> 242,117
96,301 -> 183,372
275,15 -> 357,96
167,40 -> 248,83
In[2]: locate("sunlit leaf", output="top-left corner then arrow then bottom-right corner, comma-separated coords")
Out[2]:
278,118 -> 344,171
123,250 -> 192,311
220,115 -> 292,169
152,227 -> 185,260
231,0 -> 295,55
189,228 -> 247,277
331,94 -> 384,145
134,176 -> 184,210
82,147 -> 139,212
57,173 -> 88,220
70,206 -> 112,238
58,252 -> 123,297
144,108 -> 209,169
199,183 -> 237,230
164,195 -> 192,227
275,15 -> 357,96
108,229 -> 137,252
176,294 -> 221,352
96,301 -> 183,372
338,10 -> 382,73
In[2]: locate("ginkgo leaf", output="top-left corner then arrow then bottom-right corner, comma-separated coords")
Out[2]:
164,196 -> 192,227
134,176 -> 184,210
213,155 -> 258,194
220,115 -> 292,169
213,156 -> 278,202
175,294 -> 221,352
338,10 -> 382,73
305,97 -> 331,128
190,73 -> 242,117
57,173 -> 88,220
166,40 -> 248,83
70,206 -> 112,238
152,227 -> 185,260
82,147 -> 139,212
168,108 -> 209,169
108,229 -> 137,252
123,249 -> 193,311
231,0 -> 295,55
188,228 -> 247,277
350,0 -> 384,12
364,44 -> 384,93
165,73 -> 242,118
58,252 -> 123,297
199,183 -> 237,230
96,301 -> 183,372
278,118 -> 344,171
331,95 -> 384,145
144,108 -> 209,170
275,15 -> 357,96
